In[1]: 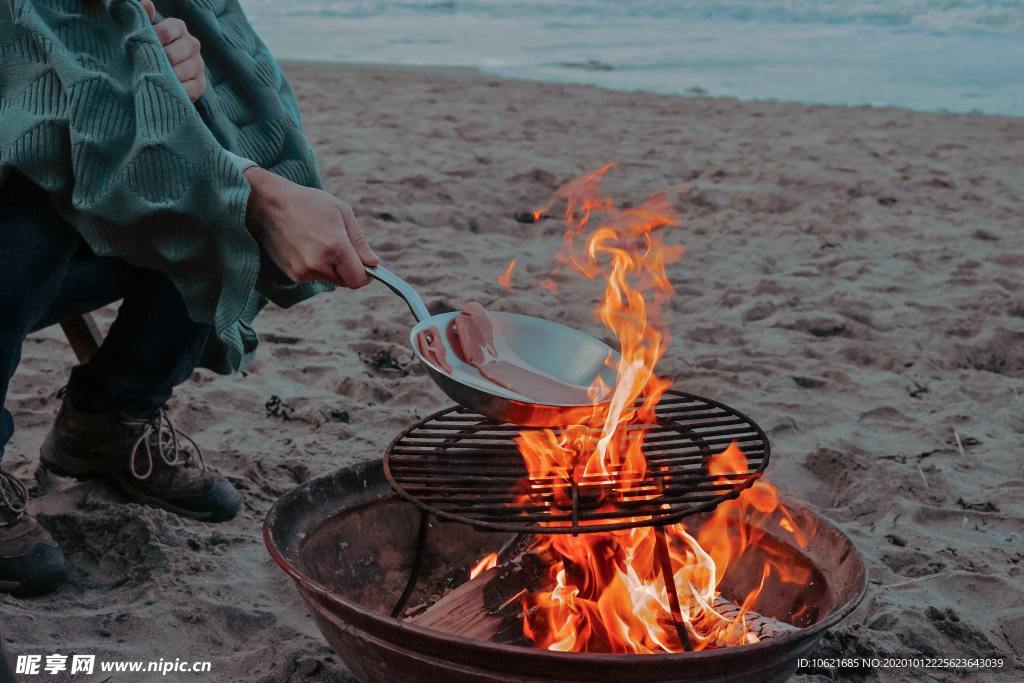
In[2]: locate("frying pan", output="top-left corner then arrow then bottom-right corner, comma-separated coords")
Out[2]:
366,265 -> 618,426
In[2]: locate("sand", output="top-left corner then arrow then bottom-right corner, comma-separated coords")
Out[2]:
2,62 -> 1022,682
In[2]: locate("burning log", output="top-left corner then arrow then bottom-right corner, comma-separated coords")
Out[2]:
411,552 -> 547,645
708,596 -> 799,642
411,548 -> 799,648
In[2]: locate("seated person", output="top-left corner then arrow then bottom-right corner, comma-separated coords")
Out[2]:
0,0 -> 377,595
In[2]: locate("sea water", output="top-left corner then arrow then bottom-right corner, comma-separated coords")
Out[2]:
242,0 -> 1024,116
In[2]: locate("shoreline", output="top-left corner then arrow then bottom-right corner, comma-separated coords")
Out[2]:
280,59 -> 1024,122
245,0 -> 1024,118
281,60 -> 1024,121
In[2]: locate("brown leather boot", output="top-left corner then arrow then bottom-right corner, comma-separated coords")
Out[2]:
0,469 -> 67,595
40,398 -> 241,522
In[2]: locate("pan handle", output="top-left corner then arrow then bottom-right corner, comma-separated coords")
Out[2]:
365,265 -> 430,322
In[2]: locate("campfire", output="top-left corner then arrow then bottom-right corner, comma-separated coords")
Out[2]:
264,166 -> 867,682
394,165 -> 813,654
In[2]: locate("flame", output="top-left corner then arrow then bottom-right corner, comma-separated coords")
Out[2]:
469,551 -> 499,579
497,259 -> 517,289
509,165 -> 810,654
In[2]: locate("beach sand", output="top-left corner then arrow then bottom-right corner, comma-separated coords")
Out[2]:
2,62 -> 1022,681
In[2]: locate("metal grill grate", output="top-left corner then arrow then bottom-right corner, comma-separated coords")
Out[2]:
384,390 -> 770,534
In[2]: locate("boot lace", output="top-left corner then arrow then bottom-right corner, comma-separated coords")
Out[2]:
0,469 -> 28,518
127,408 -> 206,481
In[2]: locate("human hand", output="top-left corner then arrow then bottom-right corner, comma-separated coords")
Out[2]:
140,0 -> 207,101
244,167 -> 379,288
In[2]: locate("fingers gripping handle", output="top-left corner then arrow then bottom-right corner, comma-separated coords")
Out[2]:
365,265 -> 431,323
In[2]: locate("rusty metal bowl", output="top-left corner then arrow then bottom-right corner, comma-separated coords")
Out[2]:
264,462 -> 864,679
264,460 -> 866,683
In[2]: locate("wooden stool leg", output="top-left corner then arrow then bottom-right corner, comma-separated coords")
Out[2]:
59,314 -> 103,364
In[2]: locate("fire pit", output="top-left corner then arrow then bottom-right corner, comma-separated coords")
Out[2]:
265,168 -> 865,680
264,398 -> 866,682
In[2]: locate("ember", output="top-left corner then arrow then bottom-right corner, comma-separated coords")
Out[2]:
497,259 -> 516,289
469,551 -> 499,580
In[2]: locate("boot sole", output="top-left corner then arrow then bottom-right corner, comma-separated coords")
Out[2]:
40,435 -> 239,524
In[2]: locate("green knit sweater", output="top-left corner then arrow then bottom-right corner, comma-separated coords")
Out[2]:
0,0 -> 329,372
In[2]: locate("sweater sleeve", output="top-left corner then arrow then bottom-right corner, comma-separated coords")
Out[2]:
0,0 -> 261,360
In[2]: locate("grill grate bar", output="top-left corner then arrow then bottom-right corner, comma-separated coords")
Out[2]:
394,470 -> 759,495
387,452 -> 765,480
397,483 -> 759,510
384,390 -> 769,535
390,432 -> 765,456
398,411 -> 740,434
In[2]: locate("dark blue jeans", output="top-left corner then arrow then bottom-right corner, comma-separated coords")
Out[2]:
0,182 -> 212,458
